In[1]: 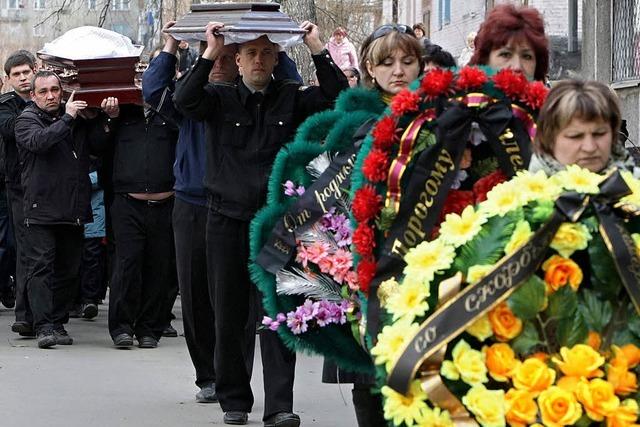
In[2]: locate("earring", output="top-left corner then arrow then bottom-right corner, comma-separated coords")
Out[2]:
372,76 -> 376,84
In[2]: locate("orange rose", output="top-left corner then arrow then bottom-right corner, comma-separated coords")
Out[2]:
556,375 -> 581,392
552,344 -> 605,378
606,399 -> 640,427
608,351 -> 638,396
539,386 -> 583,427
513,357 -> 556,396
575,378 -> 620,421
587,331 -> 602,350
488,303 -> 523,341
621,344 -> 640,368
541,255 -> 583,294
505,389 -> 537,427
484,343 -> 520,382
530,352 -> 549,362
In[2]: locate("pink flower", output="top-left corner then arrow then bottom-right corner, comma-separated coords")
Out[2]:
344,271 -> 359,291
286,311 -> 308,335
306,241 -> 330,264
295,243 -> 311,268
329,249 -> 353,283
317,257 -> 333,274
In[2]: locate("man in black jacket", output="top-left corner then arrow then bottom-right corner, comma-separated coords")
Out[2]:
0,50 -> 36,335
14,71 -> 116,349
174,21 -> 347,427
105,100 -> 178,350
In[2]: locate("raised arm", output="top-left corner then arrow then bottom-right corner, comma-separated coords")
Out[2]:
173,22 -> 224,121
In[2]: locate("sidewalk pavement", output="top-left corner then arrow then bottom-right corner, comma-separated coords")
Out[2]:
0,298 -> 359,426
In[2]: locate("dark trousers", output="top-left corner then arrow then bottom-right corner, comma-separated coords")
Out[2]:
0,184 -> 15,295
7,185 -> 30,323
108,193 -> 174,340
173,199 -> 215,387
76,237 -> 107,304
23,223 -> 83,333
206,209 -> 296,419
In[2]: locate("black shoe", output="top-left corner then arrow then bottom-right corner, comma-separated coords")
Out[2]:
195,383 -> 218,403
0,288 -> 15,309
81,303 -> 98,319
53,327 -> 73,345
162,324 -> 178,337
11,321 -> 35,337
224,412 -> 248,425
138,336 -> 158,348
113,333 -> 134,348
37,330 -> 57,349
264,412 -> 301,427
68,304 -> 82,319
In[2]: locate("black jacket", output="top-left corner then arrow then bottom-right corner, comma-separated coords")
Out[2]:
174,50 -> 348,220
14,104 -> 110,225
0,92 -> 28,187
107,104 -> 178,194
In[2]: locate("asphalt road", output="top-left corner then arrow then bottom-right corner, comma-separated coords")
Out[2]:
0,298 -> 359,426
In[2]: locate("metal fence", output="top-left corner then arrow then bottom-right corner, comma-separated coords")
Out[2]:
613,0 -> 640,82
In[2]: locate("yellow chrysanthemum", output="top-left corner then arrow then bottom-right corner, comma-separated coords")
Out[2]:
439,205 -> 488,247
417,407 -> 454,427
371,318 -> 420,371
550,222 -> 592,258
552,164 -> 602,194
467,264 -> 494,284
381,380 -> 428,427
386,278 -> 430,322
466,314 -> 494,342
632,234 -> 640,258
462,384 -> 506,427
512,170 -> 559,202
378,278 -> 400,308
620,170 -> 640,206
504,220 -> 533,254
441,339 -> 488,385
481,181 -> 523,217
403,240 -> 455,285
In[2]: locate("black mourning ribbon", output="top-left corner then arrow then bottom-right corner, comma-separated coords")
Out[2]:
255,120 -> 375,274
387,170 -> 640,394
367,100 -> 530,340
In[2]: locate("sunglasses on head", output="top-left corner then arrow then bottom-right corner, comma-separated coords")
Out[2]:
372,24 -> 416,40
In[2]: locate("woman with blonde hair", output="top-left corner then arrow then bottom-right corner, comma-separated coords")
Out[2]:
531,79 -> 638,176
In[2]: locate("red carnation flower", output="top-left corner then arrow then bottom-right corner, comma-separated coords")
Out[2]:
362,149 -> 390,183
352,185 -> 383,222
420,68 -> 454,99
356,258 -> 377,294
473,170 -> 507,203
390,89 -> 421,116
372,116 -> 397,151
521,81 -> 549,110
353,222 -> 375,257
492,69 -> 529,100
438,190 -> 475,224
456,66 -> 488,91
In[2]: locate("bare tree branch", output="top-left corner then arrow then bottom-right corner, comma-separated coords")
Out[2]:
34,0 -> 71,28
97,0 -> 110,27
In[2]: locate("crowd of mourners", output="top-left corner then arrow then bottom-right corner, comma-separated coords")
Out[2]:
0,3 -> 636,426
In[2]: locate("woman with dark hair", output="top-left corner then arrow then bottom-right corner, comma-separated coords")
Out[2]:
469,3 -> 549,81
343,66 -> 361,88
423,42 -> 456,71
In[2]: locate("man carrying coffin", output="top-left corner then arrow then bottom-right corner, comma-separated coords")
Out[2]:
14,71 -> 117,348
174,21 -> 347,426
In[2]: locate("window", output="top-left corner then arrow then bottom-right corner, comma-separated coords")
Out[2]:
612,0 -> 640,82
438,0 -> 450,29
34,0 -> 44,9
87,0 -> 95,9
111,0 -> 129,10
6,0 -> 20,9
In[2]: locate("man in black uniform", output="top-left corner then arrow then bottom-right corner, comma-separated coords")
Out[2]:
0,50 -> 36,335
174,21 -> 347,427
14,71 -> 116,348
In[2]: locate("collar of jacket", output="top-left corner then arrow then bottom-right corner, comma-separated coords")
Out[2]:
238,78 -> 280,106
30,103 -> 65,122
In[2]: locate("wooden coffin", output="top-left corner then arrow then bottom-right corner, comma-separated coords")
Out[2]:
166,2 -> 307,42
37,52 -> 143,107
